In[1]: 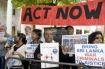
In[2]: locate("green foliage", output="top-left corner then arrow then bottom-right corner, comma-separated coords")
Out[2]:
12,0 -> 86,8
57,0 -> 77,6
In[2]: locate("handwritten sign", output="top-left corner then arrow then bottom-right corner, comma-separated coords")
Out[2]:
26,44 -> 38,58
75,44 -> 105,67
40,43 -> 59,68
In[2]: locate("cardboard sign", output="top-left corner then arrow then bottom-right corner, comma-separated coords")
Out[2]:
26,44 -> 38,58
7,59 -> 16,69
40,43 -> 59,68
0,32 -> 5,37
75,44 -> 105,67
21,0 -> 105,25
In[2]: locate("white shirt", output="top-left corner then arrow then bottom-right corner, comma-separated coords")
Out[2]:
9,44 -> 26,66
26,33 -> 32,44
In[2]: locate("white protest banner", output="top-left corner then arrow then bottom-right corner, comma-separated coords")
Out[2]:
0,32 -> 4,37
26,44 -> 38,58
75,44 -> 105,67
62,34 -> 88,54
40,43 -> 59,68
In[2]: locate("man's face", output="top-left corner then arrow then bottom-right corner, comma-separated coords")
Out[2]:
67,27 -> 74,35
44,30 -> 53,43
0,26 -> 6,33
25,27 -> 31,35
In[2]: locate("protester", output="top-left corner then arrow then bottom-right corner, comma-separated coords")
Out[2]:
65,26 -> 74,35
64,26 -> 78,69
0,25 -> 11,69
88,31 -> 104,69
25,26 -> 32,44
0,25 -> 11,56
22,26 -> 32,69
6,33 -> 27,69
30,29 -> 42,69
34,29 -> 69,69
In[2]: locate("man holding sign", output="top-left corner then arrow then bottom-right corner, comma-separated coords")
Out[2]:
34,29 -> 69,69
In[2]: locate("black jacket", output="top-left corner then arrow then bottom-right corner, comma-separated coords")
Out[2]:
34,42 -> 69,69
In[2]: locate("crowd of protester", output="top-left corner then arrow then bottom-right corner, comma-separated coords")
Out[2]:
0,25 -> 105,69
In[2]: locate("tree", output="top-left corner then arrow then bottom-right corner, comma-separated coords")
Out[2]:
12,0 -> 88,8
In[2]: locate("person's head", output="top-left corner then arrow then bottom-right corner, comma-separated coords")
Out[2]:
88,31 -> 104,44
31,29 -> 42,41
44,29 -> 53,43
15,33 -> 27,44
0,25 -> 7,33
65,26 -> 74,35
25,26 -> 31,35
17,30 -> 21,34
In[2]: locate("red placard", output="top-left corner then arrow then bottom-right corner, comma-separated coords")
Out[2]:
21,0 -> 105,26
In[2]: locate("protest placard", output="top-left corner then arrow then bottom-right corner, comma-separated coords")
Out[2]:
62,34 -> 88,54
0,32 -> 4,37
40,43 -> 59,68
7,59 -> 16,69
26,44 -> 38,58
75,44 -> 105,67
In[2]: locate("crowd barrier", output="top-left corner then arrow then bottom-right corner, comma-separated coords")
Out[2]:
4,57 -> 88,69
4,57 -> 105,69
0,56 -> 105,69
3,57 -> 105,69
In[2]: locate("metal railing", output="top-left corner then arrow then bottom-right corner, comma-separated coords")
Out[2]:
5,57 -> 88,69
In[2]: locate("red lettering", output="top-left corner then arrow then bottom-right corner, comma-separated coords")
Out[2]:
77,56 -> 103,61
74,36 -> 81,38
85,53 -> 96,57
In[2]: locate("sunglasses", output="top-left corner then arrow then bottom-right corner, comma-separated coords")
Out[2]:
95,37 -> 102,39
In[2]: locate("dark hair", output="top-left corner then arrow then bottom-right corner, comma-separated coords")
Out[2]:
44,29 -> 52,35
88,31 -> 104,43
32,29 -> 42,39
17,33 -> 27,44
65,26 -> 74,30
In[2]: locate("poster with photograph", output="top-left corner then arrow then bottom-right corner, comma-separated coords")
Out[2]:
26,44 -> 38,58
62,34 -> 88,54
40,43 -> 59,68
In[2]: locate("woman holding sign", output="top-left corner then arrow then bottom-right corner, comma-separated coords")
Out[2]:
6,33 -> 27,69
86,31 -> 104,69
29,29 -> 42,69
